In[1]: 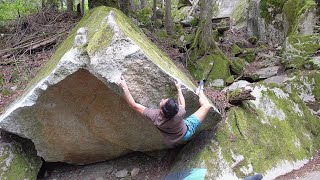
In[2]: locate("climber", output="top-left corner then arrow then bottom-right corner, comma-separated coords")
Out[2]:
116,77 -> 212,146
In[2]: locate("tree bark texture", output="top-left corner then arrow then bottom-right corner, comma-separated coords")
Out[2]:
140,0 -> 146,9
199,0 -> 214,50
46,0 -> 59,9
67,0 -> 74,11
89,0 -> 119,9
80,0 -> 85,16
119,0 -> 129,15
152,0 -> 157,21
165,0 -> 174,35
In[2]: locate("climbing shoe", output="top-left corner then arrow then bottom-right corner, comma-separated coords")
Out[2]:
199,79 -> 205,91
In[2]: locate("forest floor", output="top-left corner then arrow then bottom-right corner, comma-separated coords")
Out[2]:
1,9 -> 320,180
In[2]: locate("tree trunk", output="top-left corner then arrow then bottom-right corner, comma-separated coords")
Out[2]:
152,0 -> 157,21
60,0 -> 63,9
140,0 -> 145,8
42,0 -> 46,8
165,0 -> 174,35
199,0 -> 214,50
67,0 -> 73,11
46,0 -> 58,9
89,0 -> 111,9
80,0 -> 85,16
119,0 -> 129,15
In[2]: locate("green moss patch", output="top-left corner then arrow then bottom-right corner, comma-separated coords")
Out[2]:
188,48 -> 231,82
112,8 -> 195,88
219,86 -> 320,176
230,58 -> 247,75
0,139 -> 42,180
231,44 -> 243,56
260,0 -> 287,23
171,83 -> 320,178
285,34 -> 320,69
231,0 -> 248,25
87,24 -> 113,55
283,0 -> 316,35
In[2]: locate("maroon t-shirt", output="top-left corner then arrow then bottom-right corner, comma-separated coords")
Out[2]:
143,106 -> 187,145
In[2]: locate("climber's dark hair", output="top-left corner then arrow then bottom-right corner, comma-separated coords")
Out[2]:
161,98 -> 179,119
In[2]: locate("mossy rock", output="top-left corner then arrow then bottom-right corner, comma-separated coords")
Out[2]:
283,0 -> 316,35
171,82 -> 320,179
285,34 -> 320,69
231,44 -> 243,56
0,133 -> 42,180
188,48 -> 231,83
212,29 -> 219,42
0,73 -> 4,87
154,19 -> 163,28
190,17 -> 199,27
248,36 -> 258,45
310,58 -> 320,70
2,88 -> 10,96
239,51 -> 256,63
230,57 -> 248,75
231,0 -> 249,26
226,76 -> 235,85
283,71 -> 320,106
184,33 -> 195,44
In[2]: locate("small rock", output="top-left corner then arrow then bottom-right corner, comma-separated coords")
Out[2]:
131,168 -> 140,177
210,79 -> 224,88
10,85 -> 17,92
115,169 -> 128,178
95,177 -> 104,180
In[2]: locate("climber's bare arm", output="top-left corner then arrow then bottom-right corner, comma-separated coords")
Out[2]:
175,80 -> 185,109
117,77 -> 146,115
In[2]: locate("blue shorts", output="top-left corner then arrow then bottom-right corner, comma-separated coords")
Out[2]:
182,114 -> 200,141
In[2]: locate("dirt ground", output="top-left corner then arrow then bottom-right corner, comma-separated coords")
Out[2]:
276,151 -> 320,180
38,149 -> 180,180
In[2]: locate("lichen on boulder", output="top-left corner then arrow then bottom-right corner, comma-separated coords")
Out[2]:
170,81 -> 320,179
0,131 -> 42,180
0,7 -> 221,165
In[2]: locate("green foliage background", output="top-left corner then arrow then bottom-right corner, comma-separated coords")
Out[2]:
0,0 -> 41,21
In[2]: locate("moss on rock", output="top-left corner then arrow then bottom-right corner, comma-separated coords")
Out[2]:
239,51 -> 256,63
188,47 -> 231,83
226,76 -> 235,85
283,0 -> 316,36
230,58 -> 247,75
285,34 -> 320,69
0,134 -> 42,180
231,44 -> 243,56
171,82 -> 320,178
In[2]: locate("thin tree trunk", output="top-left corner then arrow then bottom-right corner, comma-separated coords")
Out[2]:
199,0 -> 214,49
80,0 -> 85,16
140,0 -> 145,8
67,0 -> 73,11
60,0 -> 63,9
153,0 -> 157,21
47,0 -> 58,9
120,0 -> 129,15
165,0 -> 174,35
42,0 -> 46,8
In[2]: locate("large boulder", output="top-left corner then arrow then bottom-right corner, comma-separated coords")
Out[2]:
0,7 -> 221,165
170,79 -> 320,179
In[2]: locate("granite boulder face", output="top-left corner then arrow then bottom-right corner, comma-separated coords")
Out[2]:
170,80 -> 320,179
0,7 -> 221,165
